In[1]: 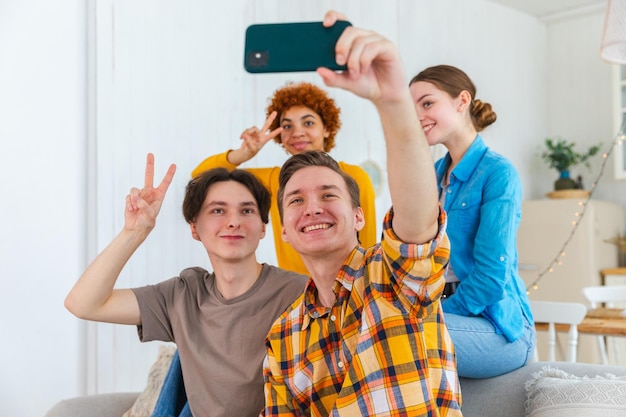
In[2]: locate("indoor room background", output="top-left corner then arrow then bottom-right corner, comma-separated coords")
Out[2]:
2,0 -> 625,415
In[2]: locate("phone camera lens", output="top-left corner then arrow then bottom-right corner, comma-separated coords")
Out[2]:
246,51 -> 268,68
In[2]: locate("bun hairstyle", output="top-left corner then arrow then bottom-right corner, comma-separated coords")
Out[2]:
409,65 -> 496,132
265,82 -> 342,152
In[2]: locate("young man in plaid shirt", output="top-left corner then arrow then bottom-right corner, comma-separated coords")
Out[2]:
262,11 -> 463,417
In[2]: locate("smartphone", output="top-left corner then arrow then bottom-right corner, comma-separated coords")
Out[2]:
244,20 -> 352,73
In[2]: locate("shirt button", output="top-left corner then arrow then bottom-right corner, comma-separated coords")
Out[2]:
461,202 -> 466,207
447,189 -> 452,194
500,256 -> 505,261
338,361 -> 344,368
330,314 -> 336,321
312,311 -> 320,319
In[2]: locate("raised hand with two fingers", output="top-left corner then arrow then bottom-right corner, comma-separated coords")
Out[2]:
124,153 -> 177,234
229,111 -> 284,165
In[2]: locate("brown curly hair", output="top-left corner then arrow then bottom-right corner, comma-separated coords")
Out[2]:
266,82 -> 341,152
409,65 -> 496,132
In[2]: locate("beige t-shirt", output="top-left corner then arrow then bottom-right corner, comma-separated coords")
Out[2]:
132,264 -> 307,417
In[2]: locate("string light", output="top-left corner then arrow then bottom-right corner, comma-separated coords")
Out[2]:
525,121 -> 625,293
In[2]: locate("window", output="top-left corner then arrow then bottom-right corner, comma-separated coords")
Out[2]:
613,65 -> 626,179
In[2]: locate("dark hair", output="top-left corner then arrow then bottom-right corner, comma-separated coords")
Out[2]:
409,65 -> 497,132
266,82 -> 341,152
183,168 -> 271,224
277,150 -> 360,222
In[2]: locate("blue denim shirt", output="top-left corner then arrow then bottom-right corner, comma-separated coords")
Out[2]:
438,135 -> 534,342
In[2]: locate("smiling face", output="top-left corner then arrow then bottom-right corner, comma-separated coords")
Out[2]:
190,180 -> 266,264
280,166 -> 364,259
278,105 -> 329,155
409,81 -> 467,147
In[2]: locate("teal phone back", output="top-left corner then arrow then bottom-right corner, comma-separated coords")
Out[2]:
244,21 -> 352,73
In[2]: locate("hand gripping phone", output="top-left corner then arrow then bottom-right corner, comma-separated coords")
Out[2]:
244,20 -> 352,73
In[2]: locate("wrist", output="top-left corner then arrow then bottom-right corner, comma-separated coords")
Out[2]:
227,149 -> 247,165
120,226 -> 152,245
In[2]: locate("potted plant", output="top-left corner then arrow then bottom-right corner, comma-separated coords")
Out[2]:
540,137 -> 601,190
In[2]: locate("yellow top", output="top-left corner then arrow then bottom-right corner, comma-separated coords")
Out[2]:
192,151 -> 377,275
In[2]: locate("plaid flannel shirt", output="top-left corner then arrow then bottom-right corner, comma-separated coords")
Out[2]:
264,208 -> 462,417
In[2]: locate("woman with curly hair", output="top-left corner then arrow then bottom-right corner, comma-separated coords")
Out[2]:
192,82 -> 376,275
409,65 -> 535,378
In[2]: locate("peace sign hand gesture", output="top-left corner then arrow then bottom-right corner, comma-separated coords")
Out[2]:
124,153 -> 177,235
228,112 -> 284,165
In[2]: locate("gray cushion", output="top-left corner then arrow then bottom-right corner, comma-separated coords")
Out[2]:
45,362 -> 626,417
45,392 -> 139,417
460,361 -> 626,417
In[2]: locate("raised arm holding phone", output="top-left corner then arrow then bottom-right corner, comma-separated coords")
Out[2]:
263,11 -> 462,417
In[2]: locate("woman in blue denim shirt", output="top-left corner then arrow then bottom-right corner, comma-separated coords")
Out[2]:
409,65 -> 536,378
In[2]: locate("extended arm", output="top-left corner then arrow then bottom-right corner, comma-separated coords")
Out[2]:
64,153 -> 176,325
319,13 -> 438,244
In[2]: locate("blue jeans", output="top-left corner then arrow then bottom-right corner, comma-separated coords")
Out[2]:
444,313 -> 536,378
151,349 -> 193,417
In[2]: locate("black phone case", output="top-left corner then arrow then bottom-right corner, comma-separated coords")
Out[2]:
244,21 -> 352,73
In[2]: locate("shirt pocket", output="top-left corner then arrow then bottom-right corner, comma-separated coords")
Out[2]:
447,190 -> 482,234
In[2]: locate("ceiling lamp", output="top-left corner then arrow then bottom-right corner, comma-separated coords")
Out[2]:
601,0 -> 626,64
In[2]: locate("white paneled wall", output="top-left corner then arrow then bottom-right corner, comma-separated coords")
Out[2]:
546,12 -> 626,206
88,0 -> 549,394
1,1 -> 87,416
6,0 -> 626,415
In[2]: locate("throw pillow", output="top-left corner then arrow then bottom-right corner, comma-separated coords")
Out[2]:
123,345 -> 177,417
525,367 -> 626,417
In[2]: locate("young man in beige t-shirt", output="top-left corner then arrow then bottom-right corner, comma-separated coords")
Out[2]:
65,155 -> 306,417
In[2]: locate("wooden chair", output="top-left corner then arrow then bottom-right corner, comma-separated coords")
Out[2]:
530,300 -> 587,362
582,285 -> 626,364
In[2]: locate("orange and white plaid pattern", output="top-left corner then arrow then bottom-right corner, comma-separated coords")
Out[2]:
264,209 -> 462,417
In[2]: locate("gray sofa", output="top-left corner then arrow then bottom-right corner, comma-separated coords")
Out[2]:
46,361 -> 626,417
